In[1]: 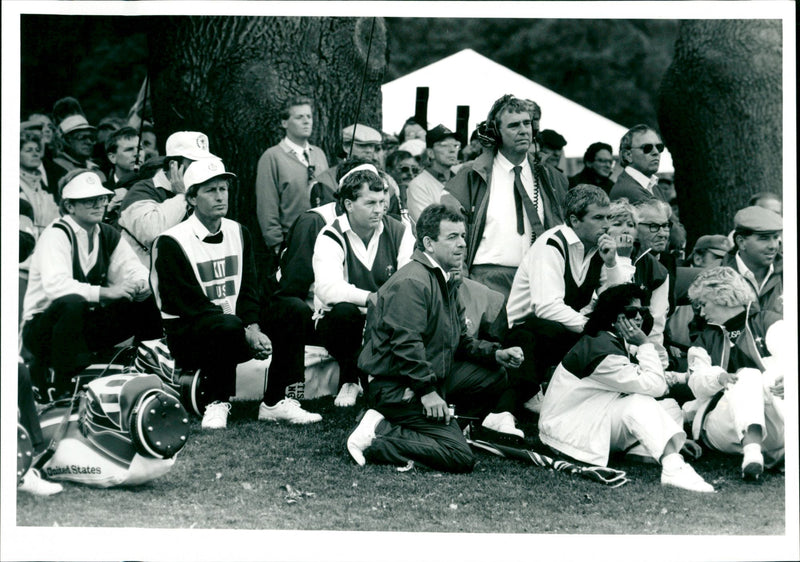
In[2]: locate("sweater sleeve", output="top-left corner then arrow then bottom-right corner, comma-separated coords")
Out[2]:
152,235 -> 222,321
587,342 -> 669,397
255,149 -> 283,250
118,195 -> 188,249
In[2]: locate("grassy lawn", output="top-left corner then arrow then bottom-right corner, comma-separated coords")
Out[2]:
17,396 -> 786,535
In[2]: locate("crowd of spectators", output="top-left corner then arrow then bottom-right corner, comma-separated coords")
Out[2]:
17,92 -> 784,497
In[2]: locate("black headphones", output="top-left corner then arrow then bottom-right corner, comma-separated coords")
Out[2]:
476,95 -> 540,148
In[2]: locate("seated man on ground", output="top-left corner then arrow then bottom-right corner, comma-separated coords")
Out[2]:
538,284 -> 714,492
151,158 -> 321,429
312,165 -> 415,406
347,205 -> 525,473
21,170 -> 160,399
684,266 -> 784,480
504,184 -> 632,413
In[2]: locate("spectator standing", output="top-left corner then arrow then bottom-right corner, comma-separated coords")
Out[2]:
406,124 -> 460,222
442,94 -> 568,300
19,129 -> 59,237
104,126 -> 141,224
255,97 -> 329,274
536,129 -> 567,175
610,125 -> 666,204
385,149 -> 422,211
569,142 -> 615,193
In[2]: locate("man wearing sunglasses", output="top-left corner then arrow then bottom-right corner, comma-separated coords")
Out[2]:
21,170 -> 160,400
52,114 -> 106,185
610,124 -> 667,204
406,124 -> 461,222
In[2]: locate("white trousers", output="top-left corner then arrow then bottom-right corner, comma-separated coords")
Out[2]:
608,395 -> 685,461
703,368 -> 784,468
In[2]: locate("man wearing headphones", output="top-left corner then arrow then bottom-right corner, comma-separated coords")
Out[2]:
441,95 -> 568,300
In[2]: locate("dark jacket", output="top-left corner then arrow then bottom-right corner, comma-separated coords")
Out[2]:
358,249 -> 500,398
721,251 -> 783,317
609,169 -> 665,204
694,305 -> 779,373
441,151 -> 567,270
568,167 -> 614,194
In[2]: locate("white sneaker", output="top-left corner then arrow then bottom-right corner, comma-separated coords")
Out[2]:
334,382 -> 362,407
258,399 -> 322,424
347,409 -> 384,466
523,390 -> 545,414
742,447 -> 764,480
661,462 -> 715,493
481,411 -> 525,439
201,401 -> 231,429
18,469 -> 63,496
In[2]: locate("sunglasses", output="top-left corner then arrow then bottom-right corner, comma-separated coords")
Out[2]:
639,221 -> 671,233
622,306 -> 647,319
75,196 -> 109,208
632,143 -> 665,155
399,165 -> 421,175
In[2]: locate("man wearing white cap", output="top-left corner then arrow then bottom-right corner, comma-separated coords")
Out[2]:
255,97 -> 329,274
151,159 -> 322,429
21,170 -> 160,399
118,131 -> 217,266
52,114 -> 105,181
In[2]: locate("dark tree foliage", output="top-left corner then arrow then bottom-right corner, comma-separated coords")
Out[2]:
659,20 -> 782,242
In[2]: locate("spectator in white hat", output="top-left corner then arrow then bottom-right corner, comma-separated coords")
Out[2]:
151,159 -> 322,429
52,114 -> 105,182
117,131 -> 218,266
21,170 -> 160,400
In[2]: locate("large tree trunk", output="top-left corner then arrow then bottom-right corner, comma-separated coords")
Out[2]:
658,20 -> 782,245
146,15 -> 386,259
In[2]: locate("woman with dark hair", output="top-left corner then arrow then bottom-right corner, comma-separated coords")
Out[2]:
539,283 -> 714,492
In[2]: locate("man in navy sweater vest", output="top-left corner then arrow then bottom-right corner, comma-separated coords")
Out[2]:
312,164 -> 415,407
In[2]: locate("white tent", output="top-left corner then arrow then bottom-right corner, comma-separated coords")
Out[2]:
382,48 -> 673,173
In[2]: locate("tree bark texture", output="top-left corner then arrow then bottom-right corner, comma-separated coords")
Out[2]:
146,15 -> 387,238
658,20 -> 782,243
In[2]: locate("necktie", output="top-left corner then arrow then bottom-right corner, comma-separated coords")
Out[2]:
203,231 -> 223,244
513,166 -> 544,244
647,176 -> 658,192
302,150 -> 310,166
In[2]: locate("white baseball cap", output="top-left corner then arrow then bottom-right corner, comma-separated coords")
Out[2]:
398,138 -> 426,157
61,171 -> 114,200
165,131 -> 215,160
183,158 -> 236,191
59,114 -> 96,135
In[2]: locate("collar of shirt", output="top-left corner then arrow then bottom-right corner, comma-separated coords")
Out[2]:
422,251 -> 451,282
336,213 -> 384,245
37,163 -> 48,186
153,169 -> 172,191
562,223 -> 596,262
735,252 -> 773,292
282,137 -> 311,164
624,166 -> 656,191
187,212 -> 222,241
494,151 -> 532,177
62,214 -> 99,240
426,165 -> 454,184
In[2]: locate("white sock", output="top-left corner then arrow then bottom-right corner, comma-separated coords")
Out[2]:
661,452 -> 685,472
743,442 -> 762,457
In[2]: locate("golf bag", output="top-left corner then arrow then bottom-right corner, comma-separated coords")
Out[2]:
37,372 -> 189,488
134,338 -> 205,416
17,423 -> 34,484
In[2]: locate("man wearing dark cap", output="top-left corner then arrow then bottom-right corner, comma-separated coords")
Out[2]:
536,129 -> 567,174
406,124 -> 460,222
151,158 -> 322,429
568,142 -> 615,193
722,206 -> 783,315
688,235 -> 733,268
442,94 -> 568,300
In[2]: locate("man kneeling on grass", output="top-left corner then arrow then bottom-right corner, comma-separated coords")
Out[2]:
347,205 -> 525,473
151,158 -> 321,429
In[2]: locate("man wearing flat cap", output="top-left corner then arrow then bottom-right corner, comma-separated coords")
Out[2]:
722,206 -> 783,316
118,131 -> 218,266
152,159 -> 322,429
406,124 -> 460,222
255,97 -> 329,275
21,170 -> 160,400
